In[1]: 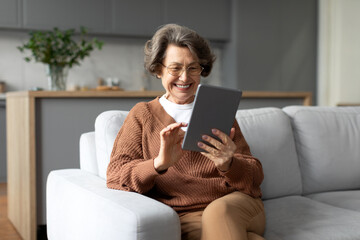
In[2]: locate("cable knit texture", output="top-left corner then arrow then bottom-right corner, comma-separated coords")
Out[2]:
107,98 -> 263,212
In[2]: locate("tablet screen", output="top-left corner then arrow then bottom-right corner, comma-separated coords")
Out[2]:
182,84 -> 242,152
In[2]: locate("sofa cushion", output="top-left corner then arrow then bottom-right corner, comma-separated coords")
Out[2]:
80,132 -> 98,175
307,190 -> 360,212
264,196 -> 360,240
236,108 -> 302,200
95,111 -> 128,179
283,106 -> 360,195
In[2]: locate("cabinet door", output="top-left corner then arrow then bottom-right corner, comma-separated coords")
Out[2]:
0,103 -> 6,183
164,0 -> 231,41
0,0 -> 21,28
111,0 -> 163,37
23,0 -> 110,33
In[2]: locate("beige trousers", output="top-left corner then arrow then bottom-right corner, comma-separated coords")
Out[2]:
179,192 -> 265,240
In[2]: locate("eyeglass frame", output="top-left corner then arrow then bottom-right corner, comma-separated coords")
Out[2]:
160,63 -> 204,77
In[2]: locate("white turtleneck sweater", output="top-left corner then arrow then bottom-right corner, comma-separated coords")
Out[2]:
159,95 -> 194,131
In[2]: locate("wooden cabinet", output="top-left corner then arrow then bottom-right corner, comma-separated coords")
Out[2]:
0,99 -> 6,183
0,0 -> 21,28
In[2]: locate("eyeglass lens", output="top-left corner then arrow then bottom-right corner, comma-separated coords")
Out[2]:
165,63 -> 203,76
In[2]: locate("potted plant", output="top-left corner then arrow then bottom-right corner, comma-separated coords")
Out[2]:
18,27 -> 103,91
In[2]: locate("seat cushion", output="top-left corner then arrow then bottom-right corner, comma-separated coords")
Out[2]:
283,106 -> 360,195
236,108 -> 302,200
95,111 -> 129,179
307,190 -> 360,212
264,196 -> 360,240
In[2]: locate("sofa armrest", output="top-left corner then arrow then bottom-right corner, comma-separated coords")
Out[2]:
47,169 -> 181,240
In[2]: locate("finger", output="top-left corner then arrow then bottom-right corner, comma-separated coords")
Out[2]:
179,130 -> 185,138
181,122 -> 188,127
201,135 -> 223,150
167,122 -> 181,130
176,130 -> 185,141
160,127 -> 176,139
229,127 -> 236,140
168,122 -> 188,131
161,123 -> 183,135
211,128 -> 226,141
160,126 -> 170,136
197,141 -> 219,155
211,128 -> 231,145
161,122 -> 187,139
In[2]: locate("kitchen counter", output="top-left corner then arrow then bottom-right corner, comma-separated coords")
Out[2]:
6,90 -> 312,106
6,90 -> 165,98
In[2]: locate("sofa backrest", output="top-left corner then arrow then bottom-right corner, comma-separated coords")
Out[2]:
95,110 -> 128,179
236,107 -> 302,200
283,106 -> 360,195
80,132 -> 98,175
92,108 -> 304,199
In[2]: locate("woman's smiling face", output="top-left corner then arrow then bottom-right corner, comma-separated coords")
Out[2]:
158,44 -> 201,105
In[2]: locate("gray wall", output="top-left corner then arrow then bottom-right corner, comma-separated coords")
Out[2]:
223,0 -> 317,102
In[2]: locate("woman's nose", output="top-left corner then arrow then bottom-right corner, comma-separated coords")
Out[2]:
179,69 -> 189,82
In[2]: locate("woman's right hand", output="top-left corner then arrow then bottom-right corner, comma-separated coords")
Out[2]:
154,122 -> 187,172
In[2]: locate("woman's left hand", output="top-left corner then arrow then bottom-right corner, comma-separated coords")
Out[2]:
197,128 -> 236,172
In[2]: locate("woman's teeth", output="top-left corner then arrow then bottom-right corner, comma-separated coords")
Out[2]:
176,84 -> 190,88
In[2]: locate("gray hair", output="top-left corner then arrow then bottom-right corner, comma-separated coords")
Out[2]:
144,24 -> 216,77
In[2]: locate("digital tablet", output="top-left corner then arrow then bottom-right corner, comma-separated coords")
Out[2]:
182,84 -> 242,152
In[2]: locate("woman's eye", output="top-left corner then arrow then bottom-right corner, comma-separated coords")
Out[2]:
171,67 -> 182,71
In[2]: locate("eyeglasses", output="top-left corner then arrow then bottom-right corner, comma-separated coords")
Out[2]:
161,63 -> 204,76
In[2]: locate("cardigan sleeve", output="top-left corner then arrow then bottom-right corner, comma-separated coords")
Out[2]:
106,103 -> 161,194
218,120 -> 264,197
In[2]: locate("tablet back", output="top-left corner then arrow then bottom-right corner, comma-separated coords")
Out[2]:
182,84 -> 242,152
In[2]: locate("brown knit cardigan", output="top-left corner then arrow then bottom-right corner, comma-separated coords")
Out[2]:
107,98 -> 263,212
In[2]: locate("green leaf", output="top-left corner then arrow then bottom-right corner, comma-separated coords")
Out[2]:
17,27 -> 104,68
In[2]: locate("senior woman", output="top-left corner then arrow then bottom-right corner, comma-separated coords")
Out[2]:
107,24 -> 265,240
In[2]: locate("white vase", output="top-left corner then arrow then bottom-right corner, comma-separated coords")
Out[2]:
45,65 -> 69,91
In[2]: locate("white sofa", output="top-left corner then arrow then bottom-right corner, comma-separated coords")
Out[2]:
47,106 -> 360,240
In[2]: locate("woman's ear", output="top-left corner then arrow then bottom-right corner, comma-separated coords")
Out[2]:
155,67 -> 162,79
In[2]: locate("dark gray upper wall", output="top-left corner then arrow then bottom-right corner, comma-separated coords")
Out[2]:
223,0 -> 317,102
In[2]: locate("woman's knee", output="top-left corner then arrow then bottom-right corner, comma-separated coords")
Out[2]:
202,192 -> 265,227
200,192 -> 265,240
202,196 -> 231,220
